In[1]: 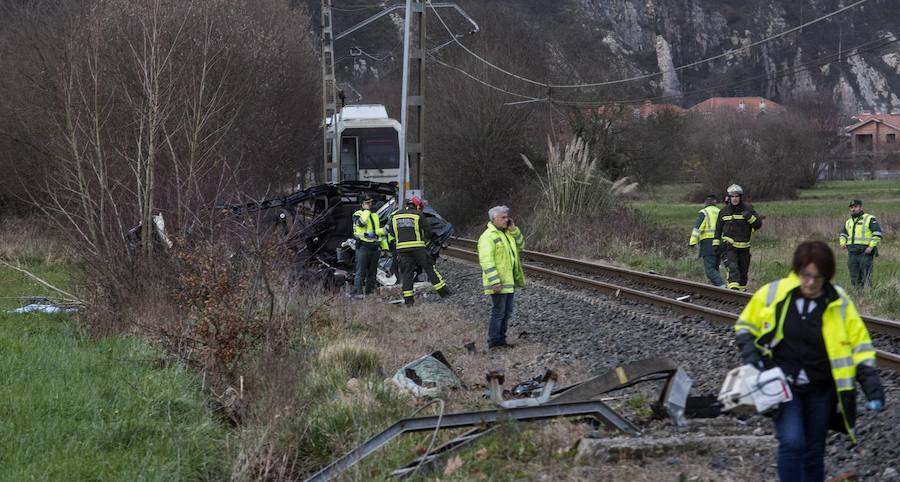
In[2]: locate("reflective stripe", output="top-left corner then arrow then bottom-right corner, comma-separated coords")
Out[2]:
835,377 -> 854,390
402,290 -> 414,297
747,215 -> 758,224
831,357 -> 854,369
735,329 -> 752,336
434,281 -> 446,290
852,343 -> 874,354
735,320 -> 757,332
486,275 -> 501,283
766,280 -> 781,306
840,296 -> 848,321
484,267 -> 498,275
860,358 -> 876,367
493,237 -> 502,244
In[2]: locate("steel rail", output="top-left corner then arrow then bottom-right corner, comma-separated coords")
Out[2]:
442,244 -> 900,373
448,238 -> 900,339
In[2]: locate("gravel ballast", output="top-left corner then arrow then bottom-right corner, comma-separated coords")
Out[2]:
430,255 -> 900,481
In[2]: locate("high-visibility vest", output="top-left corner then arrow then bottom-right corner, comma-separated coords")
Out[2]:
840,213 -> 881,248
477,223 -> 525,295
352,209 -> 386,248
390,212 -> 427,251
733,272 -> 875,441
690,205 -> 720,246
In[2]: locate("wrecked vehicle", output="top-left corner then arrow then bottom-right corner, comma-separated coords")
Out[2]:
227,181 -> 453,289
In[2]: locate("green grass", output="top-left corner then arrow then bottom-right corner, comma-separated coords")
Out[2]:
626,180 -> 900,318
0,262 -> 230,481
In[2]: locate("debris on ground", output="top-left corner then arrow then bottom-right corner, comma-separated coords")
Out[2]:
390,351 -> 464,398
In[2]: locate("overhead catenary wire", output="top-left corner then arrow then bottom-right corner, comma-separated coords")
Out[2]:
429,32 -> 899,109
551,34 -> 900,107
429,0 -> 873,89
427,53 -> 545,102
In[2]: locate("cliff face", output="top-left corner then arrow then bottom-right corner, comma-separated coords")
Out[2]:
568,0 -> 900,111
320,0 -> 900,112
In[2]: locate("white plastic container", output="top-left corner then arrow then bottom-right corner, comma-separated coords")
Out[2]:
719,365 -> 792,413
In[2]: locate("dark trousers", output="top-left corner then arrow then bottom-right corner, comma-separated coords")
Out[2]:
847,251 -> 874,288
724,248 -> 751,291
702,254 -> 725,286
774,387 -> 834,482
398,249 -> 447,305
488,293 -> 514,346
354,242 -> 379,295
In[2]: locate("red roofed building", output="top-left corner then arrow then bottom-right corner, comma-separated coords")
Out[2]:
689,97 -> 785,116
846,114 -> 900,155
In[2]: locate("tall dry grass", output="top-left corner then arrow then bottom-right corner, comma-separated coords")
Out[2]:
521,137 -> 637,218
0,217 -> 74,264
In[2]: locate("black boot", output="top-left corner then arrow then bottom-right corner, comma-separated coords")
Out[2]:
437,286 -> 451,298
404,296 -> 414,306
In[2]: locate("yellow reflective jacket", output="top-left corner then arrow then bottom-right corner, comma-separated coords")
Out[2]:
734,272 -> 876,441
352,209 -> 387,249
689,205 -> 720,246
839,213 -> 882,250
477,223 -> 525,295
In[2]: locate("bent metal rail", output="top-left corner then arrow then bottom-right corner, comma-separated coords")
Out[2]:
444,239 -> 900,373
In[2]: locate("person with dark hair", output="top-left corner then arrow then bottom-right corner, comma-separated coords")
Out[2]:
689,194 -> 725,287
840,199 -> 882,288
352,197 -> 386,296
733,240 -> 885,482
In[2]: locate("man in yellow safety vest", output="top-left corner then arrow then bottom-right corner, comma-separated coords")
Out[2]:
839,199 -> 882,288
690,194 -> 725,287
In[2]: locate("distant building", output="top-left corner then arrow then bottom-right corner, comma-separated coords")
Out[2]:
845,114 -> 900,155
688,96 -> 785,116
630,101 -> 685,119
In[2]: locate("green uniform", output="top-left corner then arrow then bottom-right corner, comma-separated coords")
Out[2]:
839,212 -> 882,288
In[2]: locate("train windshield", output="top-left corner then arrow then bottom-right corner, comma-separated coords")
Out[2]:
342,127 -> 399,170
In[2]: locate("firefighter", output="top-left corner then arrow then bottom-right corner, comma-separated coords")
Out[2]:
351,197 -> 386,296
386,196 -> 450,305
689,194 -> 725,287
840,199 -> 882,288
477,205 -> 525,349
713,184 -> 762,291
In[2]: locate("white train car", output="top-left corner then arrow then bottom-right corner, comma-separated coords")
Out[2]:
326,104 -> 402,185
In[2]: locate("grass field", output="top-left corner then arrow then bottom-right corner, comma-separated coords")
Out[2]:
628,180 -> 900,318
0,260 -> 230,481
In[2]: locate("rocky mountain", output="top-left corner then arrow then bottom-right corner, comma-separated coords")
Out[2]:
315,0 -> 900,112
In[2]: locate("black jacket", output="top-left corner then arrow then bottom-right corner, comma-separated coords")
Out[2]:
714,202 -> 762,249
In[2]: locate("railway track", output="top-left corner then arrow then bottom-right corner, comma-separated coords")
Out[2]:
444,238 -> 900,373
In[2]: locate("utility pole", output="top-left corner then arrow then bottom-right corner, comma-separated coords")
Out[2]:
399,0 -> 427,202
321,0 -> 338,183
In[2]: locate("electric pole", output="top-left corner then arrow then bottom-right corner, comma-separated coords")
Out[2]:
399,0 -> 427,202
321,0 -> 338,183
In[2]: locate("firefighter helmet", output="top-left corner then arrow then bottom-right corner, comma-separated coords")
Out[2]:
726,184 -> 744,196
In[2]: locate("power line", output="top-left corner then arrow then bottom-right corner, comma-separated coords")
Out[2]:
426,54 -> 545,102
552,34 -> 900,107
430,0 -> 873,90
427,32 -> 899,110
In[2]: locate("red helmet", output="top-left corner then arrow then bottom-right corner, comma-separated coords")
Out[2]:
408,195 -> 424,209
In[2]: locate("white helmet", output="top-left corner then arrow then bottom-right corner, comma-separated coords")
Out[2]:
727,184 -> 744,195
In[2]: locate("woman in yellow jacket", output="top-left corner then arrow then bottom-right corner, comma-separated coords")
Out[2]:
734,240 -> 884,481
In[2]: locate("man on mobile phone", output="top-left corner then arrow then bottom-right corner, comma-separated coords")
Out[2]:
477,205 -> 526,349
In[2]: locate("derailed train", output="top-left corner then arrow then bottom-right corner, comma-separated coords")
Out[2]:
231,103 -> 451,288
230,181 -> 453,288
